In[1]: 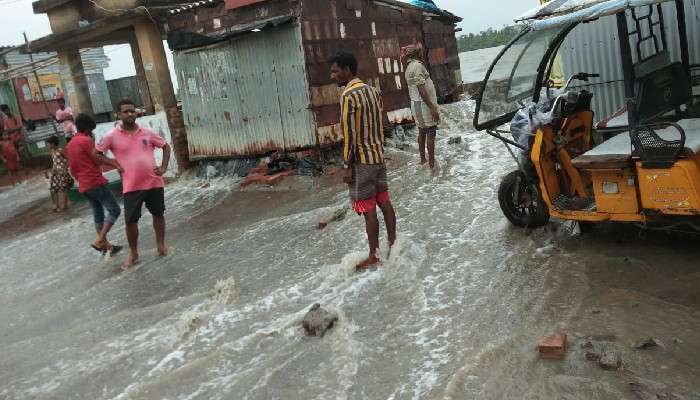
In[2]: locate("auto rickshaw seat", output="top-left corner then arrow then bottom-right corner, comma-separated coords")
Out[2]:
572,119 -> 700,170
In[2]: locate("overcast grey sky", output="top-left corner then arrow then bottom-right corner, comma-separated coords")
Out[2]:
437,0 -> 535,33
0,0 -> 537,82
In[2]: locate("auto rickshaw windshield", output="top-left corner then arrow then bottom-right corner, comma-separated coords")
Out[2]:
474,25 -> 571,130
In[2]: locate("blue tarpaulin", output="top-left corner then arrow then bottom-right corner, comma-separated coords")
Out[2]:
408,0 -> 440,12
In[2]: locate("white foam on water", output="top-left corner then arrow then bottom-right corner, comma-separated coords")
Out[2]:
151,349 -> 186,373
212,277 -> 238,306
164,175 -> 242,222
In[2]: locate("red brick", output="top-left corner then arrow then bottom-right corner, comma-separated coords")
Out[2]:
539,333 -> 567,359
240,170 -> 295,187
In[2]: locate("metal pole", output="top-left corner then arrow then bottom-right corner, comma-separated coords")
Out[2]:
23,32 -> 60,136
675,0 -> 691,80
615,12 -> 637,130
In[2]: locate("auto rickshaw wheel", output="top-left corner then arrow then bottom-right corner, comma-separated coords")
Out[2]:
498,170 -> 550,228
578,221 -> 594,233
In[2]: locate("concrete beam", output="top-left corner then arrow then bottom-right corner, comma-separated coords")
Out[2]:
129,38 -> 154,114
46,2 -> 80,34
133,21 -> 175,112
57,47 -> 94,116
134,20 -> 190,171
33,0 -> 72,14
26,9 -> 146,53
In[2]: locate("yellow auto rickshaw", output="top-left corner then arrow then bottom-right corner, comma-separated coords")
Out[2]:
474,0 -> 700,233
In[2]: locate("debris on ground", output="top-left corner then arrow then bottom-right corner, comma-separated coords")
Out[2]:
586,351 -> 601,361
634,338 -> 663,350
318,207 -> 349,230
296,158 -> 324,176
240,154 -> 328,187
599,346 -> 622,370
672,337 -> 684,344
582,339 -> 623,370
302,303 -> 338,337
538,332 -> 567,359
240,170 -> 295,187
448,136 -> 462,144
630,377 -> 690,400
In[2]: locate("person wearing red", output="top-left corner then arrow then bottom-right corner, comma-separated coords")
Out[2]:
1,104 -> 27,160
66,113 -> 124,256
1,133 -> 21,186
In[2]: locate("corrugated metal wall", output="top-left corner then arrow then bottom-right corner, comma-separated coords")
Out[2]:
106,76 -> 144,109
0,80 -> 19,115
174,23 -> 316,158
559,0 -> 700,121
301,0 -> 461,145
86,72 -> 113,115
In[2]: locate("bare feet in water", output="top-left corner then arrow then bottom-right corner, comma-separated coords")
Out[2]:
157,246 -> 167,257
123,252 -> 140,270
355,256 -> 380,272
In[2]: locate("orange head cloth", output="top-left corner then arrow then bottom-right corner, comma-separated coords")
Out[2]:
400,42 -> 424,65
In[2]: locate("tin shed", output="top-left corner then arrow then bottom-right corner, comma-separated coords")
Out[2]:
2,47 -> 113,122
167,0 -> 462,159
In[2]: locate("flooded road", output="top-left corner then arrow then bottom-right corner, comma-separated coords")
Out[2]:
1,101 -> 699,400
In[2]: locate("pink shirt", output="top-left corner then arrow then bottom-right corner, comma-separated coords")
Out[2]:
55,107 -> 76,135
96,124 -> 167,194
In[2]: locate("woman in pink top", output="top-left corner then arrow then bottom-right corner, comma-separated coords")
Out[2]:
55,98 -> 76,138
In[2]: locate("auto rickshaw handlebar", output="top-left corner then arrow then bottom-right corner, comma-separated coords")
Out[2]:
564,72 -> 600,89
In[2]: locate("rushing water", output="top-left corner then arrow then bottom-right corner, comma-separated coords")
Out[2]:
1,101 -> 699,400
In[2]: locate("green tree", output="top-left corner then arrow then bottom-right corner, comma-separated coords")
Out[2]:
457,25 -> 523,52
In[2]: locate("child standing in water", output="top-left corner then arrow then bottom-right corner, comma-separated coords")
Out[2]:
1,134 -> 21,186
45,136 -> 73,212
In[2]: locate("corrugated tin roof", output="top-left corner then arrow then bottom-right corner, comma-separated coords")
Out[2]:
559,0 -> 699,119
518,0 -> 675,30
170,0 -> 461,20
170,0 -> 221,14
2,47 -> 109,75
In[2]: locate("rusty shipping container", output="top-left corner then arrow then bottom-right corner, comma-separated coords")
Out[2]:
167,0 -> 462,159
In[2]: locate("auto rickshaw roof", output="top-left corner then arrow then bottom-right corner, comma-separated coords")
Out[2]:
516,0 -> 675,30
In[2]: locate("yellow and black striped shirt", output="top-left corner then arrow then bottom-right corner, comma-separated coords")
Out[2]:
340,78 -> 385,165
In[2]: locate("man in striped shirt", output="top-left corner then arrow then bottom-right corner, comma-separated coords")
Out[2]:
330,52 -> 397,271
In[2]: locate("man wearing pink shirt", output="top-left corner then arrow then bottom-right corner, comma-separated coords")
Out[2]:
55,98 -> 76,138
97,99 -> 171,269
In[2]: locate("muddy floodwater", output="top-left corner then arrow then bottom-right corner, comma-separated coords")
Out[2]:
1,101 -> 699,400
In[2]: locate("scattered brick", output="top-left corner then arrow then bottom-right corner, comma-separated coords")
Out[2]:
539,332 -> 567,359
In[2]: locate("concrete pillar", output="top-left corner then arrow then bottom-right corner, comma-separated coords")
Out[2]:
45,3 -> 94,115
129,39 -> 154,114
134,20 -> 190,171
47,3 -> 80,33
58,48 -> 94,116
